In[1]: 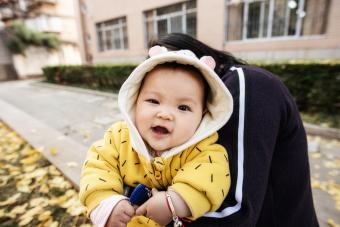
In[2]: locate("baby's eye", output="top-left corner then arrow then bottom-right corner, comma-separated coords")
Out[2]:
178,105 -> 191,112
146,99 -> 159,104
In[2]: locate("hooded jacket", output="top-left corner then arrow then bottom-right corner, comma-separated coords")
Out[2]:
79,47 -> 234,226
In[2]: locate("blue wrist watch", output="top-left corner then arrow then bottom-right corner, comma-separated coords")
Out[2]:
129,184 -> 151,206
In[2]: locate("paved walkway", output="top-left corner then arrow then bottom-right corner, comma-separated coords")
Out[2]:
0,79 -> 339,227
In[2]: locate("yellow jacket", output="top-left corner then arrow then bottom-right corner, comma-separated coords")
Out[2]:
79,121 -> 230,221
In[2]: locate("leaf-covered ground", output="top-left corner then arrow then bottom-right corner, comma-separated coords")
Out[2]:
0,121 -> 92,227
308,135 -> 340,227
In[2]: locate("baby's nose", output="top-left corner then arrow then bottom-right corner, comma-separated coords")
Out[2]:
156,111 -> 173,120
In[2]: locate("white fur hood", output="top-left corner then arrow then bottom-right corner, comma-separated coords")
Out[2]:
118,46 -> 233,161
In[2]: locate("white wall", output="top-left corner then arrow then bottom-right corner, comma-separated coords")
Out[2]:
13,44 -> 81,78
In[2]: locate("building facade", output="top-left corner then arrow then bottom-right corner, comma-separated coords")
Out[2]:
78,0 -> 340,64
0,0 -> 83,78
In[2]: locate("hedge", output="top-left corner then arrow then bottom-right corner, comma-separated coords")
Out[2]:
43,63 -> 340,115
258,63 -> 340,115
43,64 -> 136,91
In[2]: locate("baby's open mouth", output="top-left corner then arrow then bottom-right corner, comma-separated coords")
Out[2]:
151,126 -> 170,134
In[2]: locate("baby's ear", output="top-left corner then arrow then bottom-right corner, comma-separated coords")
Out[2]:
148,45 -> 168,57
200,56 -> 216,70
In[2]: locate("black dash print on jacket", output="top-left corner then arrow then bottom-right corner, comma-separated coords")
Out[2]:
211,174 -> 213,182
144,174 -> 147,178
149,170 -> 153,174
156,161 -> 164,165
196,147 -> 202,152
226,173 -> 230,177
99,178 -> 106,182
222,189 -> 225,197
224,154 -> 228,162
195,164 -> 201,169
110,139 -> 112,144
180,168 -> 184,171
209,155 -> 212,163
118,129 -> 121,133
112,188 -> 119,193
174,169 -> 179,172
122,160 -> 126,167
133,181 -> 139,185
84,160 -> 88,166
179,152 -> 184,158
97,154 -> 99,160
85,184 -> 89,191
121,141 -> 127,144
122,175 -> 126,181
135,162 -> 140,165
97,145 -> 102,148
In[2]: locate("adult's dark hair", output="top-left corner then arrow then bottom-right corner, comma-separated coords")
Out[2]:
149,33 -> 246,76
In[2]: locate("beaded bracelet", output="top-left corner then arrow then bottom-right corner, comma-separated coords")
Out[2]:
165,192 -> 183,227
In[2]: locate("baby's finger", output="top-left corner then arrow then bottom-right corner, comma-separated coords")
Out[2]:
151,188 -> 158,196
120,213 -> 133,223
124,204 -> 135,217
135,203 -> 147,216
116,220 -> 128,227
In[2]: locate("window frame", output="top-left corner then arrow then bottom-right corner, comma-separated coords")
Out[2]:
96,17 -> 128,52
143,1 -> 197,47
224,0 -> 327,43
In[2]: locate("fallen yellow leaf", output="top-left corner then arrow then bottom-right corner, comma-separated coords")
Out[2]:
10,203 -> 28,215
38,210 -> 52,221
0,193 -> 21,206
18,215 -> 33,226
49,147 -> 58,156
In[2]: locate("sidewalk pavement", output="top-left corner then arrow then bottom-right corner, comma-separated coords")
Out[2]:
0,79 -> 339,226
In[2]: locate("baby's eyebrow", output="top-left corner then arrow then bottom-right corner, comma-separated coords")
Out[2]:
176,97 -> 199,105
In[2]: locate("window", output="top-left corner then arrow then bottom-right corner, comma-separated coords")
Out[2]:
96,17 -> 128,52
225,0 -> 330,41
144,0 -> 197,43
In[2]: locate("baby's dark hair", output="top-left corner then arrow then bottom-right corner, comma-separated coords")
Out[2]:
145,62 -> 210,108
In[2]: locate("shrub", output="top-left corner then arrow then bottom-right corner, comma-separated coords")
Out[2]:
42,64 -> 137,91
5,21 -> 60,55
43,63 -> 340,118
258,63 -> 340,115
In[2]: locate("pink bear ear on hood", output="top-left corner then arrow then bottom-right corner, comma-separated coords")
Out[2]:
200,56 -> 216,70
148,45 -> 168,57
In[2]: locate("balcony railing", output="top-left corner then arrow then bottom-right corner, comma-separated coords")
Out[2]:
25,14 -> 62,33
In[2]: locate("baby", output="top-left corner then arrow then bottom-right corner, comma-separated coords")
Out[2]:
79,46 -> 233,227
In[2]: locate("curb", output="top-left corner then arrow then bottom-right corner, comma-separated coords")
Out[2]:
304,122 -> 340,140
0,98 -> 85,189
31,80 -> 118,99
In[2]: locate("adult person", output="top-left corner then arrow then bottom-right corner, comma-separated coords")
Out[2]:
151,33 -> 319,227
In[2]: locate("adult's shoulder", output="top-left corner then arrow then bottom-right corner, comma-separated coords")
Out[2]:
224,64 -> 282,83
221,64 -> 286,95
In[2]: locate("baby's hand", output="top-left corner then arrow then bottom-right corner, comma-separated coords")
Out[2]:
135,188 -> 172,226
105,199 -> 135,227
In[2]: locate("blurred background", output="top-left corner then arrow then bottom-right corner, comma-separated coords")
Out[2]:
0,0 -> 339,227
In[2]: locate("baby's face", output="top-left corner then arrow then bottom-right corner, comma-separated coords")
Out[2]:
135,66 -> 205,154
